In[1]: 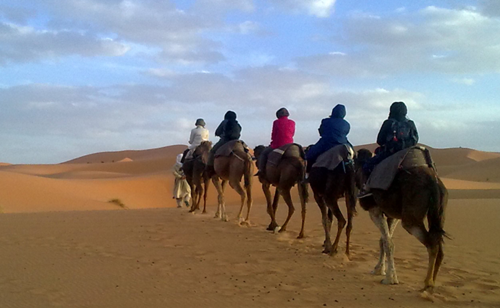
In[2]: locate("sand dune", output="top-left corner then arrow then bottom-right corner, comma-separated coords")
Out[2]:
0,144 -> 499,307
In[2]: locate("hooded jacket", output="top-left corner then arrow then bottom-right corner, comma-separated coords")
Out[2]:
215,111 -> 241,141
376,102 -> 418,151
317,104 -> 350,145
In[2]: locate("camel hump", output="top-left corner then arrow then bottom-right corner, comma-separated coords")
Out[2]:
215,140 -> 249,157
312,144 -> 352,171
367,146 -> 433,190
267,143 -> 304,166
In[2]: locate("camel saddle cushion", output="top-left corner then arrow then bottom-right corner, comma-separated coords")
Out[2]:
267,143 -> 303,166
215,140 -> 246,157
312,144 -> 354,171
366,146 -> 434,190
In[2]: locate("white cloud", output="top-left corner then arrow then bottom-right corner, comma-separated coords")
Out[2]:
298,6 -> 500,76
0,22 -> 129,64
268,0 -> 337,17
452,77 -> 475,86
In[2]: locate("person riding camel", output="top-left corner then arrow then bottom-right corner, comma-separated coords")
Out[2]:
181,118 -> 209,163
306,104 -> 352,177
206,111 -> 242,174
358,101 -> 419,198
255,107 -> 296,177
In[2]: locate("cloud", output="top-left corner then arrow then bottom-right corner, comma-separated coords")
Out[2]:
0,22 -> 129,64
268,0 -> 337,17
452,77 -> 475,86
478,0 -> 500,17
297,6 -> 500,76
0,0 -> 253,66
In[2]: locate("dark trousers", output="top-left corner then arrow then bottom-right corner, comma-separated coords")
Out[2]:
305,139 -> 339,173
362,150 -> 392,176
257,146 -> 274,172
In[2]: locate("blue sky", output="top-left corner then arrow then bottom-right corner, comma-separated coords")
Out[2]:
1,0 -> 499,163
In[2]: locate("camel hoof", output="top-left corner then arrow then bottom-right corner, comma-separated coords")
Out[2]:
273,226 -> 281,234
267,222 -> 278,231
421,285 -> 434,294
381,277 -> 399,285
297,233 -> 304,239
371,267 -> 386,276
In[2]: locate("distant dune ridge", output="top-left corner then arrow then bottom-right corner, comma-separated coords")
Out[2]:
0,143 -> 499,307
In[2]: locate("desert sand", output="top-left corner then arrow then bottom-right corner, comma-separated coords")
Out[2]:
0,144 -> 499,307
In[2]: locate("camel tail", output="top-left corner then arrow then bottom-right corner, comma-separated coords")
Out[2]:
299,177 -> 309,203
428,176 -> 449,244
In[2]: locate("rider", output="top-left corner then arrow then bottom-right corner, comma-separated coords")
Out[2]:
206,111 -> 242,173
256,107 -> 296,177
182,118 -> 209,162
306,104 -> 352,176
358,101 -> 419,198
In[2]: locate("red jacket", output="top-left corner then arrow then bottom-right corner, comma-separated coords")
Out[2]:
270,116 -> 295,149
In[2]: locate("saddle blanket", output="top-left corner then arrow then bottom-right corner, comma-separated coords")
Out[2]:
267,143 -> 303,166
366,146 -> 434,190
312,144 -> 354,171
215,140 -> 246,158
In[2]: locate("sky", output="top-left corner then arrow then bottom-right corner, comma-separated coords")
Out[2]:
1,0 -> 500,164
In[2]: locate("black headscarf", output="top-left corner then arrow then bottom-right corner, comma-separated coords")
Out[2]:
224,111 -> 237,121
388,102 -> 407,122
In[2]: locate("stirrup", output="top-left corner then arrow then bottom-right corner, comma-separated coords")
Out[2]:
357,188 -> 373,198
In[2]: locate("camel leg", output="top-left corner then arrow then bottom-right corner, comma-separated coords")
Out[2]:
314,194 -> 332,254
244,178 -> 252,224
369,208 -> 399,285
344,192 -> 355,257
229,179 -> 247,224
327,199 -> 345,256
212,177 -> 223,219
372,218 -> 399,275
202,174 -> 210,214
264,185 -> 279,231
402,221 -> 439,291
433,243 -> 444,287
297,182 -> 307,239
272,187 -> 279,217
278,188 -> 295,233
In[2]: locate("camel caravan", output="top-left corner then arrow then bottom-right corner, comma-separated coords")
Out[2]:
174,102 -> 448,292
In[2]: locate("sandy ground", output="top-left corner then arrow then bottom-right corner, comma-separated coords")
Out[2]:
0,145 -> 499,307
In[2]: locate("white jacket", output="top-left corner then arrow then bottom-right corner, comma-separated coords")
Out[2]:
189,126 -> 209,150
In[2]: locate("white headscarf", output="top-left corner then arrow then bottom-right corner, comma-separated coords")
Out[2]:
176,153 -> 183,167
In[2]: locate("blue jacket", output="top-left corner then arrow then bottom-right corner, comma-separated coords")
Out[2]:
318,104 -> 350,145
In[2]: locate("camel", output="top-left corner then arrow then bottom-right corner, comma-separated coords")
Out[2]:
210,140 -> 254,224
254,144 -> 309,238
308,144 -> 357,256
355,147 -> 448,291
182,141 -> 212,213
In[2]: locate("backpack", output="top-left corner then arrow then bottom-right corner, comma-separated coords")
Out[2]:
385,119 -> 412,153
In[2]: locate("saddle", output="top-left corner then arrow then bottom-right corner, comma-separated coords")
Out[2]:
215,140 -> 248,158
267,143 -> 304,166
366,146 -> 435,190
312,144 -> 354,171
